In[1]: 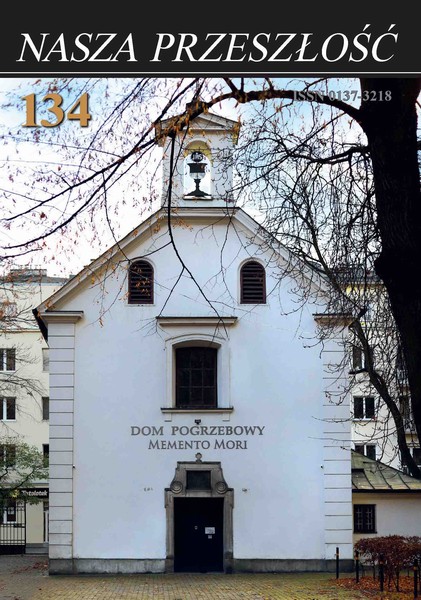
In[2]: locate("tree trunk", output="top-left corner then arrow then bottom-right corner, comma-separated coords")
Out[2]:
359,78 -> 421,477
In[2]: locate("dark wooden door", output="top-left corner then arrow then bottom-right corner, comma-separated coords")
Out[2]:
174,498 -> 223,572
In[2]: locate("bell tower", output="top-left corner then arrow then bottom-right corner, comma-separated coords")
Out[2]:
155,108 -> 240,208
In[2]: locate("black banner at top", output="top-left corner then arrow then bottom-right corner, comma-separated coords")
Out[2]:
0,5 -> 419,77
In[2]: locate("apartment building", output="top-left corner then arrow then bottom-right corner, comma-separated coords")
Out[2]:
0,267 -> 67,553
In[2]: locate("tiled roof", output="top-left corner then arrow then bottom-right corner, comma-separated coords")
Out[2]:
352,450 -> 421,492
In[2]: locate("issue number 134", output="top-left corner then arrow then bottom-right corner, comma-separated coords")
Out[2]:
22,93 -> 91,128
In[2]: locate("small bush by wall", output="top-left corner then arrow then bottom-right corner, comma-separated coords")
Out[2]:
355,535 -> 421,591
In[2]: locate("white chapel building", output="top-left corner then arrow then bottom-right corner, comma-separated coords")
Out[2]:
34,110 -> 357,574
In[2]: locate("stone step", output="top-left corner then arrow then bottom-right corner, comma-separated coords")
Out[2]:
26,544 -> 48,555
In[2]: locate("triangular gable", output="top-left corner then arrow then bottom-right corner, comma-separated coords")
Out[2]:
35,205 -> 326,316
155,110 -> 240,146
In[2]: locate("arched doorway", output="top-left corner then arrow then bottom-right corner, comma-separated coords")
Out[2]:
165,456 -> 233,573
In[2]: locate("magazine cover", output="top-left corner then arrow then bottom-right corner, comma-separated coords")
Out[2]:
0,6 -> 420,598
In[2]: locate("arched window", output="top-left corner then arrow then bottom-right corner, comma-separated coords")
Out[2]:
175,346 -> 217,408
240,260 -> 266,304
128,260 -> 154,304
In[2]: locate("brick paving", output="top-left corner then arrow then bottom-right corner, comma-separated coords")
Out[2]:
0,554 -> 368,599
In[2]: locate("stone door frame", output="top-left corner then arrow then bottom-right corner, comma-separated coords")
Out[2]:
165,458 -> 234,573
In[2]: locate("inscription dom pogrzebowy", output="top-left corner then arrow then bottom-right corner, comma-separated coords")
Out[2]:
131,424 -> 265,450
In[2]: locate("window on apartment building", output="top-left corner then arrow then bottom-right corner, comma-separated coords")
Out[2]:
175,346 -> 217,409
399,395 -> 412,429
0,499 -> 17,524
352,345 -> 364,370
0,444 -> 16,468
353,396 -> 375,419
42,348 -> 49,372
0,348 -> 16,371
42,397 -> 49,421
128,260 -> 154,304
0,397 -> 16,421
396,345 -> 407,383
413,448 -> 421,467
401,447 -> 421,474
43,444 -> 49,466
354,444 -> 376,460
240,260 -> 266,304
354,504 -> 376,533
351,344 -> 374,371
0,301 -> 17,320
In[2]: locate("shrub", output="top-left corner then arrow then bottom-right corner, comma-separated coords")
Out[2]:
355,535 -> 421,591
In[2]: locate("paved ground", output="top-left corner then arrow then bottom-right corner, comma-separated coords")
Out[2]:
0,554 -> 368,600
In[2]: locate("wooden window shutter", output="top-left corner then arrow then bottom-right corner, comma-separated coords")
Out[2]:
240,261 -> 266,304
128,260 -> 154,304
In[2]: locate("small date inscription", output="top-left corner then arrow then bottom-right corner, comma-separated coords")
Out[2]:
22,93 -> 91,128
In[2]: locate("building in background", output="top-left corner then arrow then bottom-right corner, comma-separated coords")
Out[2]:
348,274 -> 420,472
352,450 -> 421,542
351,372 -> 420,472
0,268 -> 67,554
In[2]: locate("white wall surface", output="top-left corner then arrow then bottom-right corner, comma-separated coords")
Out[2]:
46,210 -> 351,561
